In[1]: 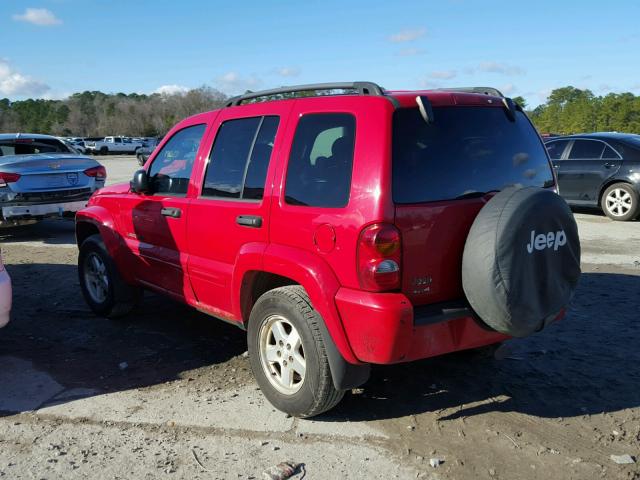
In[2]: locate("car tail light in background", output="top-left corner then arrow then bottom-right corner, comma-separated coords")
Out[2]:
357,223 -> 402,292
0,172 -> 21,187
84,166 -> 107,181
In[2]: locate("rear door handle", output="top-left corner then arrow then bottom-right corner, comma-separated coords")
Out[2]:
161,207 -> 181,218
236,215 -> 262,228
604,162 -> 616,168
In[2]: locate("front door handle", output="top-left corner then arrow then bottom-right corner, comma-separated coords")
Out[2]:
161,207 -> 181,218
236,215 -> 262,228
553,164 -> 560,169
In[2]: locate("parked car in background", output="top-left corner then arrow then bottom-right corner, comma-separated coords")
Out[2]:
136,145 -> 154,165
76,82 -> 580,417
0,248 -> 12,328
85,136 -> 143,155
0,133 -> 106,227
545,133 -> 640,221
61,138 -> 87,154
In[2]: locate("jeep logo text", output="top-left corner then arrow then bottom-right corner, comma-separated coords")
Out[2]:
526,229 -> 567,253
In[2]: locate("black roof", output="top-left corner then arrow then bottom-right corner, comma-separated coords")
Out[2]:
548,132 -> 640,142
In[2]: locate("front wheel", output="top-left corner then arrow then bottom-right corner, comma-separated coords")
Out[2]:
78,234 -> 141,318
247,286 -> 344,417
601,183 -> 639,221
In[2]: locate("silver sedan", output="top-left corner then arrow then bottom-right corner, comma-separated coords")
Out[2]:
0,133 -> 106,226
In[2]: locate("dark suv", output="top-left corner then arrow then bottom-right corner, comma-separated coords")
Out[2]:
545,133 -> 640,221
76,82 -> 581,417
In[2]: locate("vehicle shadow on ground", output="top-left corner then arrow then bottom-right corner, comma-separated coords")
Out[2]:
323,271 -> 640,421
0,219 -> 76,246
1,265 -> 638,422
0,263 -> 247,417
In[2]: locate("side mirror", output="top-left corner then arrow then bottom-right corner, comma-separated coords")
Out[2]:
130,169 -> 150,193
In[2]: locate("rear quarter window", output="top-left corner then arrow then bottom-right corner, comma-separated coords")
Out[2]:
392,107 -> 554,203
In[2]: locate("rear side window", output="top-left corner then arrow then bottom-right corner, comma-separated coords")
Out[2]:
285,113 -> 355,208
148,124 -> 206,195
568,140 -> 605,159
546,140 -> 569,160
392,107 -> 554,204
202,116 -> 279,200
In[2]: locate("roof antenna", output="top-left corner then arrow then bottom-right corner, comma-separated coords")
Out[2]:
416,96 -> 434,124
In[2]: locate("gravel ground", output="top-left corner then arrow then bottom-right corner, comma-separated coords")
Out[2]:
0,156 -> 639,479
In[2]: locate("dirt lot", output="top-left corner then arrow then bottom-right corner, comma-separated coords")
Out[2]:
1,156 -> 639,479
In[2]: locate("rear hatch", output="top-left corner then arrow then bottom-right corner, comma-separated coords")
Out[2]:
392,102 -> 555,306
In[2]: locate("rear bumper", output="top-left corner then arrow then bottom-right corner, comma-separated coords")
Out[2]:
1,200 -> 88,221
0,269 -> 11,328
335,288 -> 508,364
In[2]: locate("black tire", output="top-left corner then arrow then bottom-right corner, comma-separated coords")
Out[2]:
247,286 -> 344,418
600,183 -> 639,221
137,154 -> 145,166
78,234 -> 141,318
100,146 -> 108,155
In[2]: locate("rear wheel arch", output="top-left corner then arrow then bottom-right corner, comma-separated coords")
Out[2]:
240,271 -> 297,328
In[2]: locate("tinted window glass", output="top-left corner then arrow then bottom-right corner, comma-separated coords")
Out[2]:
393,107 -> 554,204
602,145 -> 620,159
0,138 -> 71,155
203,116 -> 279,200
546,140 -> 569,160
148,124 -> 206,195
568,140 -> 605,159
285,113 -> 355,207
203,117 -> 261,199
243,116 -> 279,200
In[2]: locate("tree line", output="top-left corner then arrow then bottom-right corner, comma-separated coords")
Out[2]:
1,85 -> 639,137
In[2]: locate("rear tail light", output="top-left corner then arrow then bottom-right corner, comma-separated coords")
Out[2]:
84,166 -> 107,181
0,172 -> 21,187
357,223 -> 402,292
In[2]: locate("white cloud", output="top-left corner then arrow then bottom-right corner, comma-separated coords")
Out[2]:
12,8 -> 62,26
430,70 -> 457,80
396,47 -> 425,57
214,72 -> 261,94
500,83 -> 517,95
275,67 -> 300,77
154,84 -> 189,95
476,61 -> 524,76
0,59 -> 50,97
389,28 -> 426,43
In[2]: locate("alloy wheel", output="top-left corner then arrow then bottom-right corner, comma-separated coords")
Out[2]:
258,315 -> 306,395
605,188 -> 633,217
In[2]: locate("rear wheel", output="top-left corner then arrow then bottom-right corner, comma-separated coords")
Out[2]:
99,146 -> 108,155
78,234 -> 141,318
247,286 -> 344,417
601,183 -> 639,221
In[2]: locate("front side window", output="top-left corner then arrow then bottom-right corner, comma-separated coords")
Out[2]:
285,113 -> 355,208
568,140 -> 605,159
202,116 -> 279,200
148,123 -> 206,195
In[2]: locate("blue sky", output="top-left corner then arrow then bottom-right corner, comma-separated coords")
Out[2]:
1,0 -> 639,107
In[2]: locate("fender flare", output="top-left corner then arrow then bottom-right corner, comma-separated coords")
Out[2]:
232,243 -> 370,390
76,206 -> 137,284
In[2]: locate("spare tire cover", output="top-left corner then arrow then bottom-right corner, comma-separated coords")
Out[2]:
462,187 -> 581,337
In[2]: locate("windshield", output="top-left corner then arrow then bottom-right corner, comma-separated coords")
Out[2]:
392,107 -> 554,204
0,138 -> 72,156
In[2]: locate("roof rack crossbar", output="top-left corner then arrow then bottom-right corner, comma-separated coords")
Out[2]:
432,87 -> 505,98
225,81 -> 385,107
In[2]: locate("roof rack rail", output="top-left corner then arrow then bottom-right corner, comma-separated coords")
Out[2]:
432,87 -> 505,98
225,81 -> 385,107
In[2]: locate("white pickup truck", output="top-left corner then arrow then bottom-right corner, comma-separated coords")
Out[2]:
85,136 -> 143,155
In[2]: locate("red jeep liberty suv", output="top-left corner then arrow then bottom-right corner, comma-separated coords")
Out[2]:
76,82 -> 581,417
